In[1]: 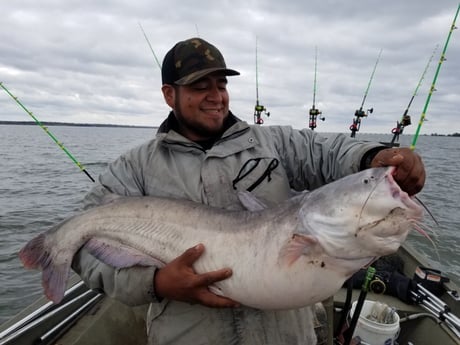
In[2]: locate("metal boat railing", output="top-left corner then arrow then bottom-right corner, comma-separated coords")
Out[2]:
0,280 -> 102,345
411,283 -> 460,338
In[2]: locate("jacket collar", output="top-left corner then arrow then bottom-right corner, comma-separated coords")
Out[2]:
157,111 -> 250,147
158,110 -> 240,134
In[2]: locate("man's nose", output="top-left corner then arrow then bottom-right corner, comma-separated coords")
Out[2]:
206,86 -> 223,101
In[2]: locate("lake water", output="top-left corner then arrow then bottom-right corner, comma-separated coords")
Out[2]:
1,124 -> 459,324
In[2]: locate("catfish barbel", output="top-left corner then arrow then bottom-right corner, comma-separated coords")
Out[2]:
19,167 -> 423,309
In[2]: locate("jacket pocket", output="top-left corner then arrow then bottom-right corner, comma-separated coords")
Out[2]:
232,157 -> 280,192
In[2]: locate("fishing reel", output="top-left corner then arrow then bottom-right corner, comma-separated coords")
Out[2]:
348,268 -> 417,303
369,272 -> 391,294
309,107 -> 325,130
254,103 -> 270,125
354,108 -> 373,118
401,114 -> 411,126
255,104 -> 268,113
309,108 -> 321,116
309,108 -> 325,120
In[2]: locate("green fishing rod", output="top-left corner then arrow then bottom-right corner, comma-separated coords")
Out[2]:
309,46 -> 324,131
138,22 -> 162,70
350,49 -> 382,138
410,3 -> 460,150
390,45 -> 438,145
254,36 -> 270,125
342,267 -> 376,345
255,36 -> 260,106
312,46 -> 318,110
0,82 -> 95,182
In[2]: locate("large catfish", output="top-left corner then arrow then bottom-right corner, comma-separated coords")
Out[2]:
20,167 -> 423,309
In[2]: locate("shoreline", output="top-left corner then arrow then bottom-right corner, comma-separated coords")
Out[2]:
0,120 -> 156,129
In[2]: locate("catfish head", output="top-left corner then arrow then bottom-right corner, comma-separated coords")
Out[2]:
297,167 -> 423,263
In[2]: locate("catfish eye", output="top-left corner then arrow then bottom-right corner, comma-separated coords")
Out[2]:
363,174 -> 376,184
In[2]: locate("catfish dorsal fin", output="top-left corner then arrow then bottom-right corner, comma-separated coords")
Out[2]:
237,191 -> 268,211
100,192 -> 123,205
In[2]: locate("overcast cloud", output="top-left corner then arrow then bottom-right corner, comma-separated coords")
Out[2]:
1,0 -> 459,134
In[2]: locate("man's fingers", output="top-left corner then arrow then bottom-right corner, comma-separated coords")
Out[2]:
193,269 -> 237,307
387,153 -> 404,166
196,268 -> 233,286
197,292 -> 240,308
178,244 -> 205,266
398,172 -> 425,196
371,149 -> 403,167
154,244 -> 240,307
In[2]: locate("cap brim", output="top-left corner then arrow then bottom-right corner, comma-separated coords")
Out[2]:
175,67 -> 240,85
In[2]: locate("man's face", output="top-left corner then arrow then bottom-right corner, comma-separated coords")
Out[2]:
162,72 -> 230,141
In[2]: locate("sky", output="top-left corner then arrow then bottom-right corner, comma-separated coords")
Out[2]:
1,1 -> 459,135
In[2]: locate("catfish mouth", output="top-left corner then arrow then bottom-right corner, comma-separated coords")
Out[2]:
342,168 -> 421,261
357,207 -> 412,246
386,167 -> 423,216
355,167 -> 416,234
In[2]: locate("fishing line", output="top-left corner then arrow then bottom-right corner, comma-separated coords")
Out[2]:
410,3 -> 460,150
0,82 -> 95,182
408,45 -> 439,112
138,22 -> 162,70
361,48 -> 382,111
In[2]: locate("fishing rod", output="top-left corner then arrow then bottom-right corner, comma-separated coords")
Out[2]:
342,267 -> 376,345
254,36 -> 270,125
138,22 -> 162,70
0,82 -> 95,182
349,49 -> 382,138
390,45 -> 438,146
410,3 -> 460,150
309,46 -> 324,131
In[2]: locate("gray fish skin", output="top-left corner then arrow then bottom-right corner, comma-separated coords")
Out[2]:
19,167 -> 423,309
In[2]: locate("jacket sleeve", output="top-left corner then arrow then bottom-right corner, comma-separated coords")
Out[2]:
268,127 -> 384,191
72,145 -> 161,306
72,248 -> 159,306
82,151 -> 147,209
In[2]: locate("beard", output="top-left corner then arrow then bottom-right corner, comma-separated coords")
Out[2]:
174,97 -> 228,140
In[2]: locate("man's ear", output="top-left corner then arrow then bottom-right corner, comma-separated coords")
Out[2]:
161,85 -> 176,108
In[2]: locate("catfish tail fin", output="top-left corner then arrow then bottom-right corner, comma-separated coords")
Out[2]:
19,233 -> 70,303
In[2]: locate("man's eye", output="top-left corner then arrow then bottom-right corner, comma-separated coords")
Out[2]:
192,84 -> 208,90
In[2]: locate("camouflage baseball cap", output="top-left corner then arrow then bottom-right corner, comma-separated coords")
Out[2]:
161,37 -> 240,85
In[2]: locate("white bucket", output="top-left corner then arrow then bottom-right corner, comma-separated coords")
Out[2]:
349,300 -> 400,345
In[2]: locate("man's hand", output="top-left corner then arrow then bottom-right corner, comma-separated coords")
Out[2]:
371,147 -> 425,196
154,244 -> 240,307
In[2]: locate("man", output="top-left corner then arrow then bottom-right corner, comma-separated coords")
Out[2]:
73,37 -> 425,344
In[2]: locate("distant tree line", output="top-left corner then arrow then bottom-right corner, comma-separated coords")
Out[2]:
429,133 -> 460,137
0,120 -> 155,129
